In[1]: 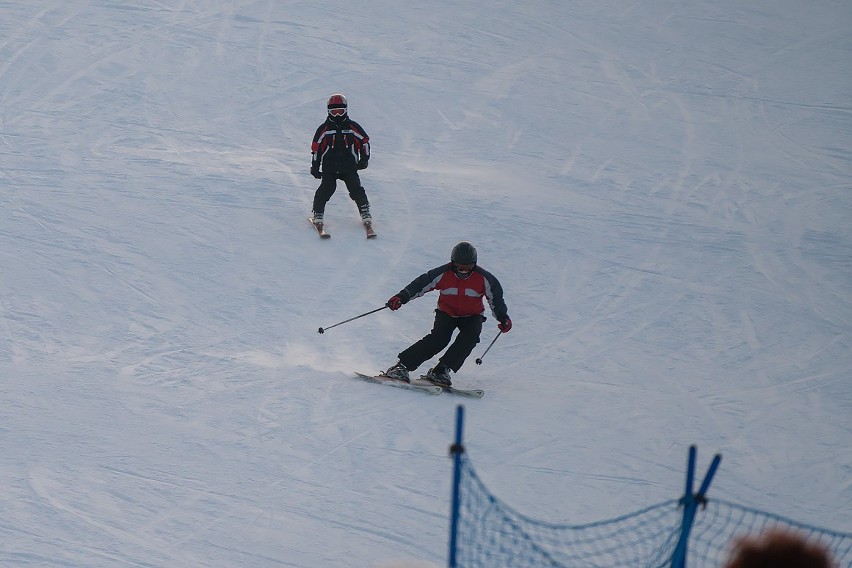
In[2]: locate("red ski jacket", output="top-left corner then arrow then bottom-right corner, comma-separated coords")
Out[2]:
396,263 -> 508,320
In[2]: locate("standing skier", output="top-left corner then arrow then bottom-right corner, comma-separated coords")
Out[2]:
309,93 -> 372,230
383,241 -> 512,387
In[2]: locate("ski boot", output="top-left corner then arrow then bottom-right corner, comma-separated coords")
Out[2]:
423,364 -> 452,387
358,203 -> 372,227
383,361 -> 410,383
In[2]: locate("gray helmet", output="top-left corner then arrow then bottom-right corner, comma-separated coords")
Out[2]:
451,241 -> 477,265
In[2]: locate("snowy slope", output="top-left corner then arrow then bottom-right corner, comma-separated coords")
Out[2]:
1,1 -> 850,566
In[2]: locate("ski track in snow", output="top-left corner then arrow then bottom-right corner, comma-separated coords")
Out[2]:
1,1 -> 850,566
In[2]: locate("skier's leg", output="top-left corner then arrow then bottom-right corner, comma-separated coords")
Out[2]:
312,176 -> 337,216
398,310 -> 455,372
439,315 -> 483,372
341,172 -> 370,219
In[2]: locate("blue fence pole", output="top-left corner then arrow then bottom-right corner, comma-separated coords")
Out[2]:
448,405 -> 465,568
671,446 -> 722,568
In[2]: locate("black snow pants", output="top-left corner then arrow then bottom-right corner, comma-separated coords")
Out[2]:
398,309 -> 483,373
312,170 -> 368,215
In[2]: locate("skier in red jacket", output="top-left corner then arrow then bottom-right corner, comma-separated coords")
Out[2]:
309,94 -> 372,229
383,242 -> 512,387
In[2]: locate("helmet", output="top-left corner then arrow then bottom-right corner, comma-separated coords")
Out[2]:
451,241 -> 477,265
327,93 -> 347,119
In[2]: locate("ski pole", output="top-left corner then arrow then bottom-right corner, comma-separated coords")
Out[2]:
475,331 -> 502,364
318,306 -> 388,334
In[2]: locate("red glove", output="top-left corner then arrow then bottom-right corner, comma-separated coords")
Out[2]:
498,316 -> 512,333
387,296 -> 403,311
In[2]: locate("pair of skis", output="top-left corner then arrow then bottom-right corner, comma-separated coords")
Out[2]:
309,217 -> 376,239
354,372 -> 485,398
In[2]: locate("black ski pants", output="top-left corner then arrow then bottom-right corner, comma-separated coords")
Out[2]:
398,309 -> 483,373
312,170 -> 368,215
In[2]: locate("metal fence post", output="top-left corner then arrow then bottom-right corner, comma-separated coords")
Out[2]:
448,405 -> 465,568
671,446 -> 722,568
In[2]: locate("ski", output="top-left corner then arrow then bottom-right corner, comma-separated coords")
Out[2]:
363,220 -> 377,239
354,372 -> 442,395
417,375 -> 485,399
308,217 -> 330,239
442,386 -> 485,399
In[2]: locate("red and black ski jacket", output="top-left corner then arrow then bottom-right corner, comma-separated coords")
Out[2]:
396,263 -> 509,321
311,118 -> 370,176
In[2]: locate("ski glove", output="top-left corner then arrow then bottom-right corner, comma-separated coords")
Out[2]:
386,296 -> 403,311
357,158 -> 369,170
498,316 -> 512,333
310,164 -> 321,179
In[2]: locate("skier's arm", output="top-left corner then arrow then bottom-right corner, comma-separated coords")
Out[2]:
350,121 -> 370,168
397,264 -> 450,303
481,268 -> 508,321
310,124 -> 327,173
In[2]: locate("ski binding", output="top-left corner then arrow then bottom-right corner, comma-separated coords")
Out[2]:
363,220 -> 377,239
308,217 -> 330,239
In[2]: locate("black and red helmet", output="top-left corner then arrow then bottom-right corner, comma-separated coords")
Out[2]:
327,93 -> 348,118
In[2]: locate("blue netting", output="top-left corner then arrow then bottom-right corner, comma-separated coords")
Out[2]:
687,498 -> 852,568
451,456 -> 852,568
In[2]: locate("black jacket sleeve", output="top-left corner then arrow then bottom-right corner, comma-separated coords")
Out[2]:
396,264 -> 450,303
